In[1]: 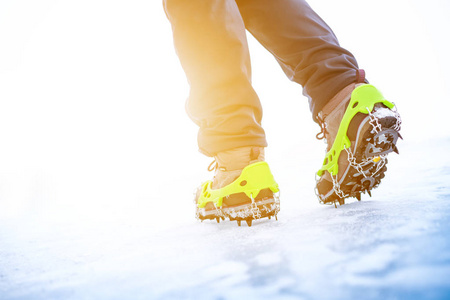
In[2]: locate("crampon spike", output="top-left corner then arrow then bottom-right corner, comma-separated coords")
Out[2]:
216,217 -> 220,223
237,220 -> 241,227
356,193 -> 361,201
393,145 -> 399,154
246,219 -> 252,227
398,132 -> 403,140
268,216 -> 271,220
367,190 -> 372,197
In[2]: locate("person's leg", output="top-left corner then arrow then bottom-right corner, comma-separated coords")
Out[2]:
164,0 -> 280,225
163,0 -> 267,157
236,0 -> 401,206
236,0 -> 362,121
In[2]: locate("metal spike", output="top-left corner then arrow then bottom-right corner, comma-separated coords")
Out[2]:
356,193 -> 361,201
216,217 -> 220,223
275,215 -> 278,221
237,220 -> 241,227
268,216 -> 271,220
368,190 -> 372,197
398,132 -> 403,140
246,219 -> 253,227
393,145 -> 399,154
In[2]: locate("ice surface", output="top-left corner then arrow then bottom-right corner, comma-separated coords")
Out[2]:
1,138 -> 450,300
1,0 -> 450,299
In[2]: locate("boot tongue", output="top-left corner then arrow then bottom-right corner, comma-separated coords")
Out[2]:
212,147 -> 265,189
215,146 -> 265,172
250,147 -> 261,161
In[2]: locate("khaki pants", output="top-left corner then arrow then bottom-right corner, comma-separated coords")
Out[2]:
163,0 -> 361,156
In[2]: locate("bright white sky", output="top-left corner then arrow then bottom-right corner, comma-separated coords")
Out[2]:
0,0 -> 449,220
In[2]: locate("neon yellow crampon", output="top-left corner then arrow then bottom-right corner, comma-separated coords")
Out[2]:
197,161 -> 279,209
317,84 -> 395,177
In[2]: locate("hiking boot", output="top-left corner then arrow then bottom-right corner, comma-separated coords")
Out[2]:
195,146 -> 280,226
315,83 -> 402,206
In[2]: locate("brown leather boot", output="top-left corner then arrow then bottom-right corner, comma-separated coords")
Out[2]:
195,146 -> 280,226
315,83 -> 402,206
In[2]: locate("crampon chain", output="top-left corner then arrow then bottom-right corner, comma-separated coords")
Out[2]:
196,193 -> 280,227
316,105 -> 402,206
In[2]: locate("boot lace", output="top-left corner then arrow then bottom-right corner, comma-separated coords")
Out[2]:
315,115 -> 328,140
207,159 -> 218,172
315,69 -> 366,141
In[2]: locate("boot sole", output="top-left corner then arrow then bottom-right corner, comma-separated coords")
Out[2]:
196,189 -> 280,226
318,107 -> 401,205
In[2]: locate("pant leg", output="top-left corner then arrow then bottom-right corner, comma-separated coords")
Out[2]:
236,0 -> 362,121
163,0 -> 267,157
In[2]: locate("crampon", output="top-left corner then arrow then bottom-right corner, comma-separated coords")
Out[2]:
194,161 -> 280,227
315,84 -> 402,207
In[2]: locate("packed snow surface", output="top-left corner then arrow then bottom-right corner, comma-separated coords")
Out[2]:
1,1 -> 450,298
1,138 -> 450,300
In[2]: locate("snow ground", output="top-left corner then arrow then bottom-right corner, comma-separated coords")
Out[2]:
1,137 -> 450,300
1,1 -> 450,299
